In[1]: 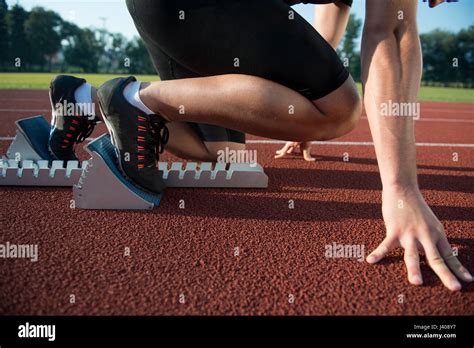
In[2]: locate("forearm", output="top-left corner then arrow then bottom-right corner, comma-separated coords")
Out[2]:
313,3 -> 350,49
361,9 -> 422,190
362,0 -> 472,292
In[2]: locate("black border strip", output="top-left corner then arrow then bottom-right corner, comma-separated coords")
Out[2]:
0,316 -> 472,345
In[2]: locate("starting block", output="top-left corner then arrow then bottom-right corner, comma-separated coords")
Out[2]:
7,115 -> 53,161
73,134 -> 268,209
1,115 -> 268,210
73,134 -> 162,210
1,116 -> 87,186
1,159 -> 86,187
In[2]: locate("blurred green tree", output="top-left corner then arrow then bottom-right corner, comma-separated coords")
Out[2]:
125,37 -> 156,75
420,27 -> 473,86
24,7 -> 62,70
0,0 -> 8,68
7,4 -> 30,70
63,26 -> 102,73
455,26 -> 474,85
337,13 -> 362,81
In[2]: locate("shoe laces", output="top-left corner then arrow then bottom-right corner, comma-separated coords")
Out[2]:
76,118 -> 97,144
59,116 -> 97,151
142,115 -> 169,166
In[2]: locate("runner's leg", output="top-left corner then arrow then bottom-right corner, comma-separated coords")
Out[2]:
127,0 -> 361,141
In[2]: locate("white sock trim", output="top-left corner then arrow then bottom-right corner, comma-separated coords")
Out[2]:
73,83 -> 94,118
123,80 -> 154,115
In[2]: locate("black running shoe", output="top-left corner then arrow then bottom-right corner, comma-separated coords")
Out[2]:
97,76 -> 169,194
48,75 -> 98,161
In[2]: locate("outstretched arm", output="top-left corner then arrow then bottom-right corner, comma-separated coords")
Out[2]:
362,0 -> 472,290
314,1 -> 350,49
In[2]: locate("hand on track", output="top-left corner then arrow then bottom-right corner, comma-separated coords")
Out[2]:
275,141 -> 316,162
367,186 -> 472,291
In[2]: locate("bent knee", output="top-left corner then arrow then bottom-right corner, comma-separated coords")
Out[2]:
310,77 -> 362,140
333,83 -> 362,130
321,95 -> 361,140
341,93 -> 362,131
331,89 -> 362,137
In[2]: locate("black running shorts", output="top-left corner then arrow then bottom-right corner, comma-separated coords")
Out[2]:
126,0 -> 350,144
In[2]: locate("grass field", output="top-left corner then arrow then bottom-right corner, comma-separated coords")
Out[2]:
0,73 -> 473,103
0,73 -> 160,90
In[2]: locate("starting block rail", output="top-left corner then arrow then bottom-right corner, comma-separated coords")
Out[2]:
1,159 -> 87,187
1,115 -> 268,210
159,161 -> 268,188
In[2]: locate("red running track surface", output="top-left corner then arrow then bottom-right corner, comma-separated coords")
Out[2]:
0,90 -> 473,315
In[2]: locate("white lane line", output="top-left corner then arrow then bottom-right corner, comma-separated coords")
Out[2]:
2,137 -> 471,147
